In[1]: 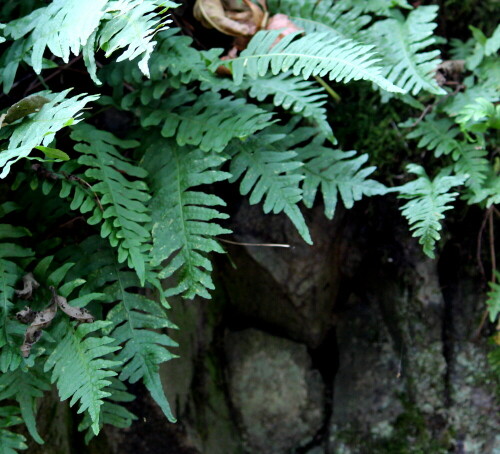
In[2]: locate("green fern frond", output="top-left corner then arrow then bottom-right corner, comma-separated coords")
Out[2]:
487,272 -> 500,323
73,237 -> 178,421
0,90 -> 98,179
2,0 -> 177,83
296,143 -> 388,219
344,0 -> 412,14
245,73 -> 334,141
93,0 -> 179,80
143,138 -> 231,299
468,171 -> 500,207
366,6 -> 445,96
217,30 -> 404,94
0,368 -> 51,444
405,116 -> 461,157
70,124 -> 152,285
404,115 -> 489,191
44,320 -> 121,436
0,407 -> 27,454
78,377 -> 137,443
228,131 -> 312,244
398,164 -> 466,258
0,207 -> 33,373
141,89 -> 275,152
267,0 -> 371,39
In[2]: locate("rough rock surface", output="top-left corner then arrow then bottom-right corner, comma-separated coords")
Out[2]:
225,328 -> 325,454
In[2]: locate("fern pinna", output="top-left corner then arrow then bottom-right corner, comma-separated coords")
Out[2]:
0,0 -> 499,450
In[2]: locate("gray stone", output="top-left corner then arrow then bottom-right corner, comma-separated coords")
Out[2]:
225,328 -> 325,454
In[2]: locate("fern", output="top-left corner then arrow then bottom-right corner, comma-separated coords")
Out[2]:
44,320 -> 121,435
2,0 -> 177,81
0,368 -> 51,444
244,73 -> 334,141
365,6 -> 445,96
0,407 -> 27,454
296,141 -> 388,219
404,115 -> 489,192
72,237 -> 178,421
0,90 -> 98,179
398,165 -> 466,258
267,0 -> 371,39
141,89 -> 275,152
77,377 -> 137,443
70,124 -> 152,285
487,272 -> 500,323
217,30 -> 404,93
143,137 -> 231,299
228,130 -> 311,244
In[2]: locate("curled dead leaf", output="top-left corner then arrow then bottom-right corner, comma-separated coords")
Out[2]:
17,286 -> 96,358
17,303 -> 57,358
194,0 -> 267,37
15,273 -> 40,299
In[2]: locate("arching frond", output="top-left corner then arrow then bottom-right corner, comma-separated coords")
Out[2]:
0,407 -> 27,454
217,30 -> 405,93
365,6 -> 445,96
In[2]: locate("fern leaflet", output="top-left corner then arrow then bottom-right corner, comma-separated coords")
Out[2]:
143,138 -> 231,299
0,407 -> 27,454
0,90 -> 98,179
70,124 -> 152,285
228,131 -> 312,244
44,320 -> 121,435
296,142 -> 388,219
141,88 -> 275,152
398,164 -> 466,258
0,368 -> 51,444
487,272 -> 500,323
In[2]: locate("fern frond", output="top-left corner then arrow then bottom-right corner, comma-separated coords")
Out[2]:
398,164 -> 466,258
404,115 -> 489,191
78,377 -> 137,443
141,89 -> 275,152
143,138 -> 231,299
366,6 -> 445,96
0,90 -> 98,179
73,237 -> 178,421
487,272 -> 500,323
296,143 -> 388,219
344,0 -> 412,14
2,0 -> 177,81
0,407 -> 27,454
44,320 -> 121,435
267,0 -> 370,39
0,368 -> 51,444
70,124 -> 152,285
245,73 -> 334,141
228,131 -> 312,244
95,0 -> 178,79
217,30 -> 404,93
0,208 -> 33,373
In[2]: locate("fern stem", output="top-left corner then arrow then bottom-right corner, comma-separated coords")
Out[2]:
314,76 -> 341,102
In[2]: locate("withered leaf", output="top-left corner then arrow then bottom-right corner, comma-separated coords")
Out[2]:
15,273 -> 40,299
1,95 -> 50,126
18,302 -> 57,358
194,0 -> 264,36
18,286 -> 96,358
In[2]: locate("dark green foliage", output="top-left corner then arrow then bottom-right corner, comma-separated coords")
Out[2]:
0,0 -> 499,450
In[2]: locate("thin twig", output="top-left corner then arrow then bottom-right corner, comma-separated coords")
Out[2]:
219,238 -> 290,248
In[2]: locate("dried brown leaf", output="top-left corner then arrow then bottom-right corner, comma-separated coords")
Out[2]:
15,273 -> 40,299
